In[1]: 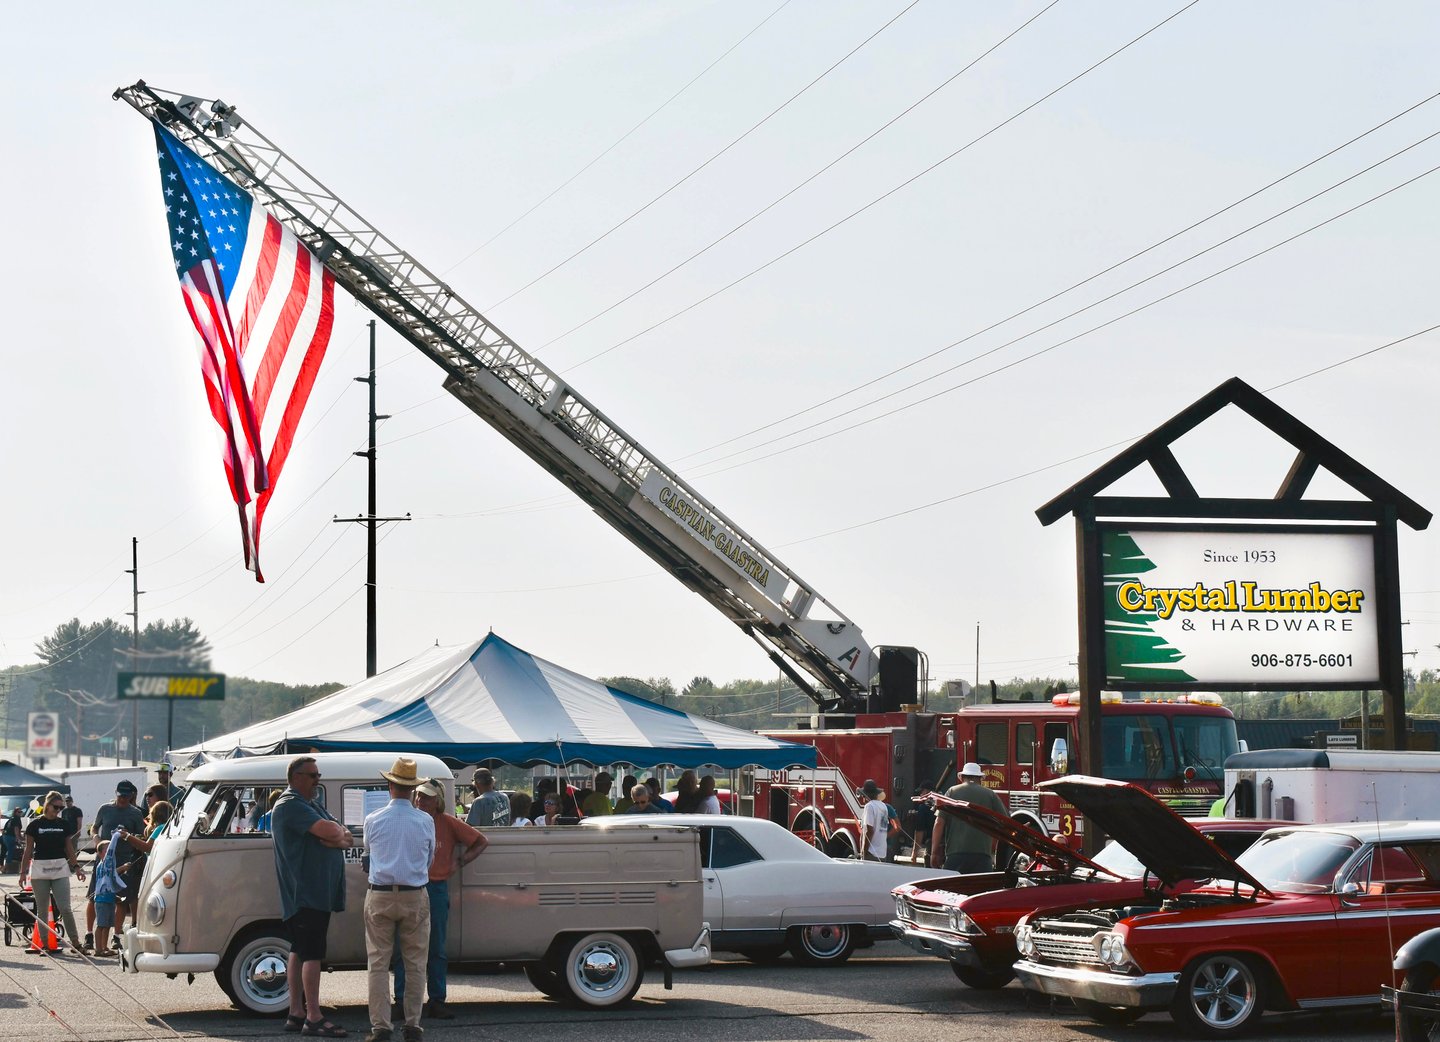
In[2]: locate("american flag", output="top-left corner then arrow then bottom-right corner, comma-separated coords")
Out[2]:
153,125 -> 335,581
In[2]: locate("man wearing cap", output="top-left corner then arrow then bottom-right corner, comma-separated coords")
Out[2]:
364,758 -> 435,1042
394,779 -> 486,1021
931,763 -> 1007,873
858,780 -> 890,862
463,768 -> 509,827
92,781 -> 145,926
273,756 -> 353,1038
157,763 -> 181,804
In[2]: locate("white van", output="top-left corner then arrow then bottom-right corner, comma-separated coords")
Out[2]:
120,752 -> 709,1013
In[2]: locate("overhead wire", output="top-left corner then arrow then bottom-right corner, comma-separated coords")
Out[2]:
441,0 -> 796,276
687,155 -> 1440,479
535,0 -> 1064,353
558,0 -> 1202,373
667,88 -> 1440,467
482,0 -> 925,312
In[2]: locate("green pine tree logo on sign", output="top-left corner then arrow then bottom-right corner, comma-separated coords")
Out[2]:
1102,531 -> 1195,683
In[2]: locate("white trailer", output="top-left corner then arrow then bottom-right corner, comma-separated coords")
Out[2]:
1222,748 -> 1440,823
58,765 -> 148,848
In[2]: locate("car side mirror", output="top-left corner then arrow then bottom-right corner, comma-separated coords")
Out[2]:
1049,738 -> 1068,775
1339,881 -> 1363,898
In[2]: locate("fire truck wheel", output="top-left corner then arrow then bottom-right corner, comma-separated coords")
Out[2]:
788,924 -> 855,966
824,834 -> 856,859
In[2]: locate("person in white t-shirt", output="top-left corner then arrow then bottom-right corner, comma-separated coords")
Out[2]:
858,779 -> 890,861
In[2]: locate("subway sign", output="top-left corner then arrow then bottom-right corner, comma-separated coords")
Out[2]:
117,671 -> 226,701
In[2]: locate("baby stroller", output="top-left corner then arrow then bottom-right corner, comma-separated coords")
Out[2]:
3,887 -> 66,948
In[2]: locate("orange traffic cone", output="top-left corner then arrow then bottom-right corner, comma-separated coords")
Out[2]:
30,906 -> 59,951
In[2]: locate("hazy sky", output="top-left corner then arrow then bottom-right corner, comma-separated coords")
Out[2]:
3,1 -> 1436,699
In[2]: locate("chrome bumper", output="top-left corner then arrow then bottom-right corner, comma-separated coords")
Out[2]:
1013,958 -> 1178,1008
119,927 -> 220,975
891,921 -> 981,967
665,924 -> 712,969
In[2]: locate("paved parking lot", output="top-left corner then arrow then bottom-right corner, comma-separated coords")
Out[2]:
0,925 -> 1399,1042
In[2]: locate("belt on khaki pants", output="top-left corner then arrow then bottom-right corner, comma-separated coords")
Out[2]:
369,883 -> 423,892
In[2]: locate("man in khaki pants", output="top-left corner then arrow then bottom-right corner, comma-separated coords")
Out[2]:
363,759 -> 435,1042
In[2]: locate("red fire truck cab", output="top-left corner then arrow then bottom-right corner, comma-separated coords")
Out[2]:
752,692 -> 1238,856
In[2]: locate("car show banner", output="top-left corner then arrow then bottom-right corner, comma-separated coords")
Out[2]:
1100,525 -> 1379,687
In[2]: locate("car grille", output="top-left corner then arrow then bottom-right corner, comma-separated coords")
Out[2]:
910,906 -> 951,932
1030,920 -> 1104,967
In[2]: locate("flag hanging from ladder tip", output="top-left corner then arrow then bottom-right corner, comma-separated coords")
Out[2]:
151,124 -> 336,582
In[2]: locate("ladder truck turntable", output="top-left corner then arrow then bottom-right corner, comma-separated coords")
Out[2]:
115,84 -> 1237,851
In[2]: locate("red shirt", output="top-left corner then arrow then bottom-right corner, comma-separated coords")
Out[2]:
429,810 -> 482,881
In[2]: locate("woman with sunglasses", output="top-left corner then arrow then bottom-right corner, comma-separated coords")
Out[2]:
18,790 -> 86,955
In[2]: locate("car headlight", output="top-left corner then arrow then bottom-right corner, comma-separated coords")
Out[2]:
1015,923 -> 1035,957
145,891 -> 166,927
1097,932 -> 1131,969
949,908 -> 982,936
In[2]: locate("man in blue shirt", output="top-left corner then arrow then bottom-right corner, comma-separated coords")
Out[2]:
363,758 -> 435,1042
272,756 -> 353,1038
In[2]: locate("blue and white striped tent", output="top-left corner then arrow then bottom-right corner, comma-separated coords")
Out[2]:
183,632 -> 815,770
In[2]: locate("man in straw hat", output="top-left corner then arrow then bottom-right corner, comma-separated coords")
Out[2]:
931,762 -> 1006,873
363,758 -> 435,1042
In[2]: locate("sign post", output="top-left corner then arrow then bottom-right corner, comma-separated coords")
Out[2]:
1038,378 -> 1430,850
27,710 -> 59,769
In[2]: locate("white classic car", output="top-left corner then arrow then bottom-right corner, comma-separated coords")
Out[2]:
586,813 -> 949,965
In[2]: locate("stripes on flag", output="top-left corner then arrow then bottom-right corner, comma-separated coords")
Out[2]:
154,125 -> 336,581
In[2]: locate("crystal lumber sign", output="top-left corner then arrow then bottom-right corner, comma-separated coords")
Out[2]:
117,672 -> 226,701
1101,525 -> 1378,686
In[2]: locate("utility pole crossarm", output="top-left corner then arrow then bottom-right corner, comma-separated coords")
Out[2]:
114,81 -> 873,711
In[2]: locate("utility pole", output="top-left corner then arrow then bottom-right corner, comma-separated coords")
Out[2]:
334,320 -> 409,677
125,537 -> 144,766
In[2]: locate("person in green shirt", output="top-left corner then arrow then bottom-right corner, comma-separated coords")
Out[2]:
930,762 -> 1006,873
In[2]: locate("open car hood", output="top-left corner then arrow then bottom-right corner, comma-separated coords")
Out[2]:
1042,776 -> 1268,892
928,793 -> 1120,877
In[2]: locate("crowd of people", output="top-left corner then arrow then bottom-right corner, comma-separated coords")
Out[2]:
270,760 -> 733,1040
0,764 -> 181,958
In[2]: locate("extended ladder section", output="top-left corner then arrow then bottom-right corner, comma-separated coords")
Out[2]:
116,82 -> 874,712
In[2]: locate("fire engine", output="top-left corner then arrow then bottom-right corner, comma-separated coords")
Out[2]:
752,691 -> 1239,856
113,86 -> 1237,852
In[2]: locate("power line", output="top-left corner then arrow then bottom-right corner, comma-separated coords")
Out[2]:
558,0 -> 1201,373
440,0 -> 795,276
667,88 -> 1440,469
534,0 -> 1063,354
688,157 -> 1440,479
482,0 -> 925,312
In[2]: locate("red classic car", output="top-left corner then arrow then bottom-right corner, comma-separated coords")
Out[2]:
891,793 -> 1284,990
1014,776 -> 1440,1037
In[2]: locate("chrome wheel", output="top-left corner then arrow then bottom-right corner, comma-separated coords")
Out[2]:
217,931 -> 291,1015
1172,953 -> 1263,1037
558,932 -> 642,1008
789,923 -> 855,966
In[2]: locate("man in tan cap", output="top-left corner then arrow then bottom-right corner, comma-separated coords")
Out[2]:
363,758 -> 435,1042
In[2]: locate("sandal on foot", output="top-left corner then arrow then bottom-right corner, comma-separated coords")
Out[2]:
284,1014 -> 306,1033
302,1021 -> 348,1038
92,948 -> 117,957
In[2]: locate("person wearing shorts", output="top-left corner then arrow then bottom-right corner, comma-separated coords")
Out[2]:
272,757 -> 353,1037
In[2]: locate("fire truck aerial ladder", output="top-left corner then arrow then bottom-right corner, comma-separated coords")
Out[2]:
115,81 -> 904,713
